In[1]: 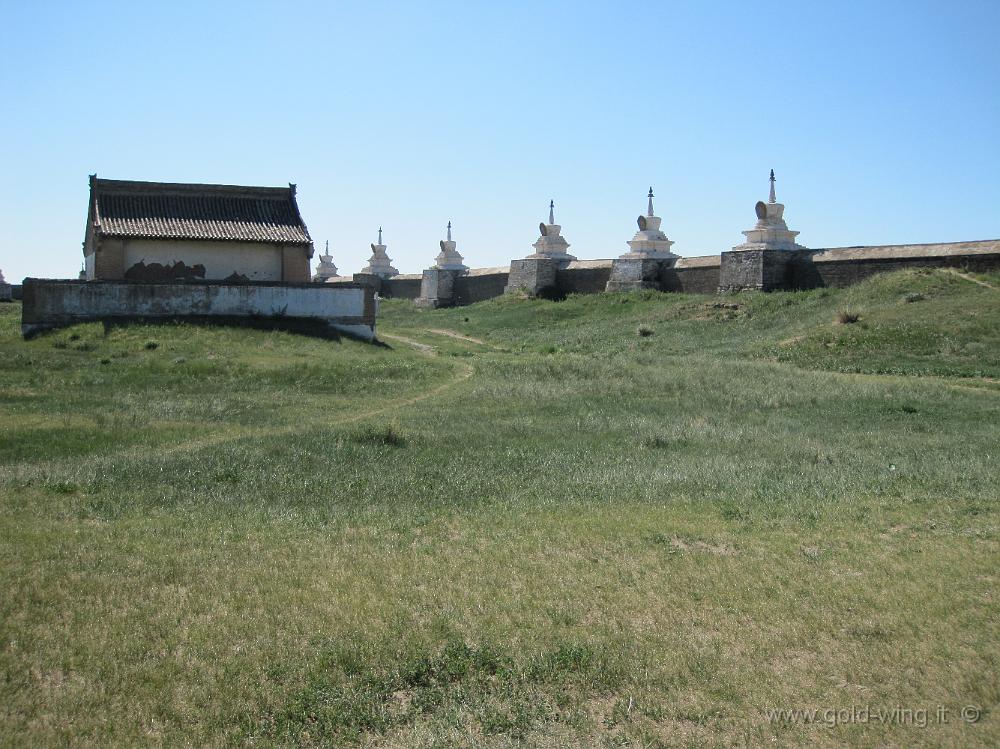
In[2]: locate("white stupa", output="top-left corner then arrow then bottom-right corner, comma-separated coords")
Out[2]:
732,170 -> 804,252
359,227 -> 399,278
527,200 -> 576,263
620,187 -> 678,259
314,240 -> 339,281
433,221 -> 468,271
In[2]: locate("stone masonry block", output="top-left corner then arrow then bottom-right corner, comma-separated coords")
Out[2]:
504,258 -> 557,296
605,257 -> 671,292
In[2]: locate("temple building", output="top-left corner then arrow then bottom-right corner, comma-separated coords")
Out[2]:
82,175 -> 314,282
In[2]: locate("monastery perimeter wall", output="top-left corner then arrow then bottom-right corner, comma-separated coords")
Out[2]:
789,241 -> 1000,289
340,239 -> 1000,308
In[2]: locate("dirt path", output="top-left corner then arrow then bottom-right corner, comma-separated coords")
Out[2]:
378,333 -> 437,353
946,269 -> 998,290
74,332 -> 476,465
426,328 -> 491,346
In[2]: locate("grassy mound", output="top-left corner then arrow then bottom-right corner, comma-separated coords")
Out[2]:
1,268 -> 997,747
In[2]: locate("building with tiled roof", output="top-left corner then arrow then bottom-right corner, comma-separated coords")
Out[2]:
82,176 -> 314,282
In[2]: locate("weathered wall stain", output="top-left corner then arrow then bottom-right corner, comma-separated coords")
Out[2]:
124,260 -> 206,282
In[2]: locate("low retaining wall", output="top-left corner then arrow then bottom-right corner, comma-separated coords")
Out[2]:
21,279 -> 377,341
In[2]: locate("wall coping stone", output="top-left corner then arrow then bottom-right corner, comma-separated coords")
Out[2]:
809,240 -> 1000,263
466,265 -> 510,276
674,255 -> 722,268
563,259 -> 614,270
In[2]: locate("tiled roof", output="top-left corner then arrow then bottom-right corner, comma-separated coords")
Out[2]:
89,177 -> 312,245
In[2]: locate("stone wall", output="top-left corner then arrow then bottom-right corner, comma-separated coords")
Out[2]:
21,279 -> 376,341
455,267 -> 509,305
556,261 -> 613,296
661,256 -> 721,293
347,238 -> 999,308
790,241 -> 1000,289
382,274 -> 422,300
719,250 -> 794,292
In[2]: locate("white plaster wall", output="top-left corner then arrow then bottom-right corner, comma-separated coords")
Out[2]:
85,253 -> 96,280
26,282 -> 375,340
123,239 -> 283,280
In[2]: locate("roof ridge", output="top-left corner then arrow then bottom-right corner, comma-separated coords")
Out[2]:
93,178 -> 294,196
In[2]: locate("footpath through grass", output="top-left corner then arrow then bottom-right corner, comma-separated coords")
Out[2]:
1,268 -> 998,747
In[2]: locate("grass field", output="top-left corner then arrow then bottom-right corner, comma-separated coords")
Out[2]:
1,267 -> 998,747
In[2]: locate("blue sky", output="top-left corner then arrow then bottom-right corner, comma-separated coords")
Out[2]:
1,0 -> 998,281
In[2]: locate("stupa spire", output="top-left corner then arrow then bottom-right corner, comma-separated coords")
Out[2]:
526,199 -> 575,263
731,169 -> 801,252
432,218 -> 467,271
313,239 -> 338,281
618,186 -> 676,260
361,227 -> 398,278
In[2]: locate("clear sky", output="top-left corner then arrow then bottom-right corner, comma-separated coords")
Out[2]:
1,0 -> 998,282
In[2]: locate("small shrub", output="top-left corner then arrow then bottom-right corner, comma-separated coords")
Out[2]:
641,435 -> 670,449
144,340 -> 159,350
47,481 -> 79,495
350,425 -> 407,448
100,358 -> 111,365
637,325 -> 654,337
902,292 -> 925,303
68,333 -> 81,341
835,310 -> 860,325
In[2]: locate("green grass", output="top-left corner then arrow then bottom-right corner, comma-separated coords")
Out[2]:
1,267 -> 997,747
